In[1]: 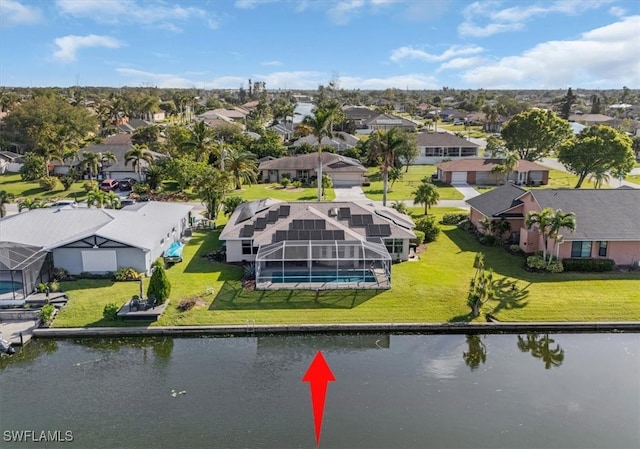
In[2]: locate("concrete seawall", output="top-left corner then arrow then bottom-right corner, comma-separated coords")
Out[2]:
33,321 -> 640,339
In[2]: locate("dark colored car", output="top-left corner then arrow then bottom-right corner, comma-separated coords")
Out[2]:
99,179 -> 119,192
117,178 -> 137,191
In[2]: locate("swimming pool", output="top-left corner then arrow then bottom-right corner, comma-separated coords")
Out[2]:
270,270 -> 376,284
0,280 -> 22,295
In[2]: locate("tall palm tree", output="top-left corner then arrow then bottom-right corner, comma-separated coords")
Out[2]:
302,107 -> 334,201
413,179 -> 440,215
0,190 -> 14,217
368,128 -> 411,206
180,120 -> 214,162
125,144 -> 154,180
547,210 -> 576,263
82,151 -> 117,180
502,151 -> 519,183
224,147 -> 258,190
588,167 -> 610,189
525,208 -> 554,263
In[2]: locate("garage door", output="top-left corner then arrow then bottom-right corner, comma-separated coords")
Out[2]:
451,172 -> 467,184
331,174 -> 361,186
82,250 -> 117,272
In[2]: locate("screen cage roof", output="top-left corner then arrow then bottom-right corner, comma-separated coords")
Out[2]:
0,242 -> 46,271
255,239 -> 392,262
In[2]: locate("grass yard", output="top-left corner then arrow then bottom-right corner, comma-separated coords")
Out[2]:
53,208 -> 640,328
363,165 -> 464,201
231,183 -> 335,202
625,174 -> 640,184
0,173 -> 90,203
541,169 -> 607,189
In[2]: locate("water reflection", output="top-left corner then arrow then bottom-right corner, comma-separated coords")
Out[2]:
463,334 -> 487,371
0,339 -> 58,370
517,333 -> 565,369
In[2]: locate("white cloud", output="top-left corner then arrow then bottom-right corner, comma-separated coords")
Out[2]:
327,0 -> 365,25
338,74 -> 440,90
0,0 -> 42,25
609,6 -> 626,17
438,57 -> 486,71
460,16 -> 640,88
261,60 -> 283,66
55,0 -> 216,31
459,0 -> 614,38
234,0 -> 281,8
53,35 -> 122,62
116,68 -> 200,88
390,45 -> 484,63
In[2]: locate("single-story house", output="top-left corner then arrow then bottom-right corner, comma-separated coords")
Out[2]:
258,152 -> 366,187
466,184 -> 640,266
415,132 -> 479,165
268,122 -> 294,141
291,133 -> 359,153
219,199 -> 416,289
0,201 -> 193,276
0,151 -> 24,173
365,114 -> 418,132
117,119 -> 152,134
343,106 -> 379,128
53,134 -> 167,181
436,159 -> 549,185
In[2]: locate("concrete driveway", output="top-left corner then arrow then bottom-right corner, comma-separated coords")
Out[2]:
333,185 -> 368,202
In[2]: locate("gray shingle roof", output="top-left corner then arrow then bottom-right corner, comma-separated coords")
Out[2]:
416,131 -> 480,148
258,152 -> 365,173
466,183 -> 527,217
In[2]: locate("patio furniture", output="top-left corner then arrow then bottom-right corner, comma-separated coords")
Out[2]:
146,295 -> 157,309
129,295 -> 145,311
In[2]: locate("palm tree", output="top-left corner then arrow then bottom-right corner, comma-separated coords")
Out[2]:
180,120 -> 213,162
81,151 -> 116,180
104,190 -> 121,209
525,208 -> 554,263
302,107 -> 334,201
588,167 -> 610,189
0,190 -> 14,217
125,144 -> 154,180
502,151 -> 519,183
87,189 -> 107,208
367,128 -> 411,207
17,197 -> 44,212
224,147 -> 258,190
413,180 -> 440,215
547,210 -> 576,263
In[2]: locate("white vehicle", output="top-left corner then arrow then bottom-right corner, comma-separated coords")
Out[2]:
51,200 -> 78,208
453,118 -> 465,125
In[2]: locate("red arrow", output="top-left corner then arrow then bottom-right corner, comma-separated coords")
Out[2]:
302,350 -> 336,447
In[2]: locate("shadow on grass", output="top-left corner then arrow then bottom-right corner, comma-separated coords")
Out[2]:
209,280 -> 381,310
490,278 -> 529,315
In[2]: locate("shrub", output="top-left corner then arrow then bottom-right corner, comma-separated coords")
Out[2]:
60,175 -> 75,191
177,297 -> 198,311
441,212 -> 469,225
562,258 -> 615,272
280,177 -> 290,188
113,267 -> 142,281
39,176 -> 62,191
509,244 -> 523,255
292,180 -> 302,188
477,234 -> 498,246
526,255 -> 547,270
133,182 -> 150,195
147,259 -> 171,304
103,303 -> 119,321
52,267 -> 69,281
547,261 -> 564,273
415,216 -> 440,243
48,280 -> 60,292
37,283 -> 48,293
39,304 -> 55,324
243,262 -> 256,280
391,201 -> 409,215
83,180 -> 98,192
78,271 -> 114,279
411,230 -> 425,245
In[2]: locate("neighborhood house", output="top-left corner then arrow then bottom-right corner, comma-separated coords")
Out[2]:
415,132 -> 479,164
219,199 -> 416,290
436,159 -> 549,185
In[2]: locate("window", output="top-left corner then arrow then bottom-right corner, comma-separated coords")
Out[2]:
571,241 -> 592,258
384,239 -> 403,254
242,241 -> 258,255
598,241 -> 608,257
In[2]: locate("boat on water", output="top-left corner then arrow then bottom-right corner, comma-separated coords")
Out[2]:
0,335 -> 15,356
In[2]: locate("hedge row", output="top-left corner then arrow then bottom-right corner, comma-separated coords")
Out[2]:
562,258 -> 615,272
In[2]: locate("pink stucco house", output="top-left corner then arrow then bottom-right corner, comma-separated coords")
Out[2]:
466,184 -> 640,266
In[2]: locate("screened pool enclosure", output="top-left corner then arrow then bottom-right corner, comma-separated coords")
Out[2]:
255,240 -> 391,290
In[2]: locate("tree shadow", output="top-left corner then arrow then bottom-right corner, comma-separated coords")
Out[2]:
209,281 -> 381,310
490,278 -> 529,315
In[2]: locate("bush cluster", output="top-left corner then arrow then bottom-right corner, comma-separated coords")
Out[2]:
39,304 -> 56,324
526,255 -> 564,273
411,230 -> 425,245
39,176 -> 62,191
113,267 -> 142,281
52,267 -> 70,281
441,212 -> 469,225
415,216 -> 440,243
562,258 -> 615,272
103,303 -> 119,321
83,180 -> 98,192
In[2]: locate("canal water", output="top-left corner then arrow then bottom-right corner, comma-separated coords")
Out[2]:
1,333 -> 638,449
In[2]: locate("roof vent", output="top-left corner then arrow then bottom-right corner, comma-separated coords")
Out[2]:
328,207 -> 339,217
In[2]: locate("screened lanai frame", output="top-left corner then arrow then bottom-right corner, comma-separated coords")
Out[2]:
255,240 -> 392,289
0,242 -> 53,302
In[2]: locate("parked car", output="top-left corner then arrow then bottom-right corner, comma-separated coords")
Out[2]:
117,178 -> 136,191
119,198 -> 137,208
99,179 -> 119,192
51,199 -> 77,208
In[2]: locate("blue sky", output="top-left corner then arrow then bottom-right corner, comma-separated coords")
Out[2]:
1,0 -> 638,90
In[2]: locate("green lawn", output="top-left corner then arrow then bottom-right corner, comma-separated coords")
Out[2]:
230,183 -> 335,202
0,173 -> 90,203
625,174 -> 640,184
541,169 -> 607,189
363,166 -> 464,201
53,208 -> 640,327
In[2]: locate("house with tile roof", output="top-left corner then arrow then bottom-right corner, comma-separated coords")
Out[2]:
466,185 -> 640,266
415,131 -> 480,164
258,152 -> 366,186
0,202 -> 193,279
436,159 -> 549,185
219,199 -> 416,289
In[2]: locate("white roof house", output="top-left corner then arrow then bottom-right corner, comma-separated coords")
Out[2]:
0,202 -> 193,275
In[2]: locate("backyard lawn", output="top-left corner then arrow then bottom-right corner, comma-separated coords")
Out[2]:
229,183 -> 335,202
362,165 -> 464,201
53,208 -> 640,328
0,173 -> 90,203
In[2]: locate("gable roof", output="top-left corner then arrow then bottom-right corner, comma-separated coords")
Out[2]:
416,131 -> 480,148
292,133 -> 358,149
220,200 -> 415,243
466,183 -> 527,217
258,152 -> 365,173
365,113 -> 417,128
437,158 -> 547,172
0,202 -> 192,251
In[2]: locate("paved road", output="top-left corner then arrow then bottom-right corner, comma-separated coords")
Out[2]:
539,158 -> 640,189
